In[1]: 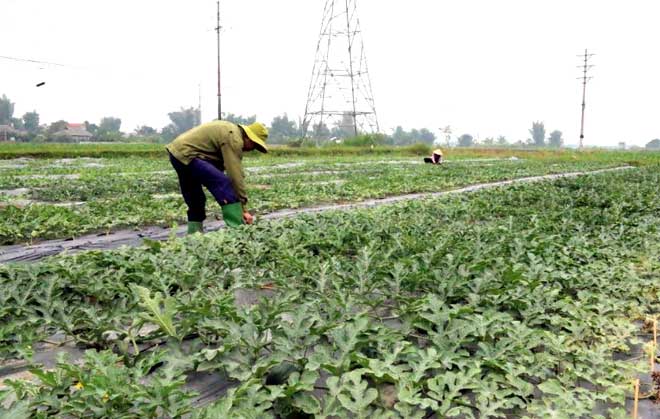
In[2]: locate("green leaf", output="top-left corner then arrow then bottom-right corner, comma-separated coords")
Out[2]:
28,368 -> 59,387
293,393 -> 322,414
538,379 -> 564,396
335,370 -> 379,414
0,401 -> 30,419
132,285 -> 178,340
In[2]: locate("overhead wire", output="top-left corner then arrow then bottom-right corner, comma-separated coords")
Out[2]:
0,54 -> 72,68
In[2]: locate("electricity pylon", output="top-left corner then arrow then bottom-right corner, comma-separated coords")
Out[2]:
302,0 -> 379,141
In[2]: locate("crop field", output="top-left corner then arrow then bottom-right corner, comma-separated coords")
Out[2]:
0,153 -> 625,245
1,148 -> 660,418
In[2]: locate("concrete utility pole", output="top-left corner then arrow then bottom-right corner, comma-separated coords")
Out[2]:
441,125 -> 452,147
578,49 -> 594,149
198,83 -> 202,125
216,0 -> 222,120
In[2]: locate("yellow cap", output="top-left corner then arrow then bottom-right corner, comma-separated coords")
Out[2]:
239,122 -> 269,153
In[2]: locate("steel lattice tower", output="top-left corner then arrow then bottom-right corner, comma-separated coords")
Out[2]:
302,0 -> 379,140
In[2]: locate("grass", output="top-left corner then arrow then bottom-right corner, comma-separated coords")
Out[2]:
0,142 -> 431,159
1,141 -> 658,165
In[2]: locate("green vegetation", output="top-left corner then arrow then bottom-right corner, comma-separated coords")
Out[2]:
1,141 -> 659,163
1,166 -> 659,417
0,143 -> 166,159
0,156 -> 620,244
0,143 -> 433,159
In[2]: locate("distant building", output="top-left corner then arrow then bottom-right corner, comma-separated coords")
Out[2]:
53,123 -> 94,142
618,141 -> 626,150
0,125 -> 20,141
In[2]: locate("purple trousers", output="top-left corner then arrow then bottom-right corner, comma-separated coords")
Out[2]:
424,153 -> 443,164
169,152 -> 239,222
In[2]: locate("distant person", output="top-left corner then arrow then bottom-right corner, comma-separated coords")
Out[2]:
166,120 -> 269,233
424,148 -> 444,164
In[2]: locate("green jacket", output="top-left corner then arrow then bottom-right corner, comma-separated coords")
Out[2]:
166,120 -> 248,210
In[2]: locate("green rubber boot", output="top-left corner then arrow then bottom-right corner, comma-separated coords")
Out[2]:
187,221 -> 204,234
221,202 -> 244,228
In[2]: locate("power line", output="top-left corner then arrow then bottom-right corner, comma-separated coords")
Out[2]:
1,52 -> 202,89
0,54 -> 70,68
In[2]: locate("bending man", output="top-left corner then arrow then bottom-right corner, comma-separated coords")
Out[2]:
423,148 -> 443,164
166,120 -> 268,233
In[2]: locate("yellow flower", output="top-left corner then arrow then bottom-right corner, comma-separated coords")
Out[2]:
73,381 -> 84,390
102,393 -> 109,403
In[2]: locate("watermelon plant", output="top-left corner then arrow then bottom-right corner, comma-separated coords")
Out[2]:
1,165 -> 659,417
0,156 -> 621,244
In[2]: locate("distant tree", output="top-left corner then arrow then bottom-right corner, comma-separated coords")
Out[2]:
269,114 -> 298,143
529,121 -> 546,146
0,94 -> 15,125
415,128 -> 435,145
23,111 -> 40,133
458,133 -> 474,147
84,121 -> 98,135
482,137 -> 494,146
392,126 -> 410,145
548,130 -> 563,148
166,108 -> 198,138
382,126 -> 436,146
312,122 -> 331,140
646,139 -> 660,150
409,129 -> 420,143
134,125 -> 157,136
161,125 -> 178,142
330,125 -> 345,139
98,117 -> 122,133
97,117 -> 122,141
496,135 -> 508,146
11,118 -> 24,130
47,120 -> 68,135
223,113 -> 256,126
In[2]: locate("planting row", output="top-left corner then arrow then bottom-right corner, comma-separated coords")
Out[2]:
1,166 -> 659,417
0,157 -> 618,244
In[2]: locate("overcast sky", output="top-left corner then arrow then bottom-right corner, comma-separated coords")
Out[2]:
1,0 -> 658,147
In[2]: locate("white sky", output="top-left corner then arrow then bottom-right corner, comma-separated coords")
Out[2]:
1,0 -> 658,147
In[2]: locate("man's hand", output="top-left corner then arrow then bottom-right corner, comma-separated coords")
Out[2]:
243,212 -> 254,225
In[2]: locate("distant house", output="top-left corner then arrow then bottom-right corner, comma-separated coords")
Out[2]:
53,123 -> 94,142
0,124 -> 20,141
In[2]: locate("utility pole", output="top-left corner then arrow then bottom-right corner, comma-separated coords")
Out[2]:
216,0 -> 222,120
198,83 -> 202,125
578,49 -> 594,149
440,125 -> 452,147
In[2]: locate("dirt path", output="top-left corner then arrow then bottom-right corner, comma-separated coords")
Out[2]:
0,166 -> 632,263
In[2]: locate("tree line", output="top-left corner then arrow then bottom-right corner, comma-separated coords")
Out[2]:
0,94 -> 439,146
2,94 -> 659,149
445,122 -> 564,148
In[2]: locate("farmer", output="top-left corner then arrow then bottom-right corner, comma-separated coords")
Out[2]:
166,120 -> 268,233
423,148 -> 443,164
